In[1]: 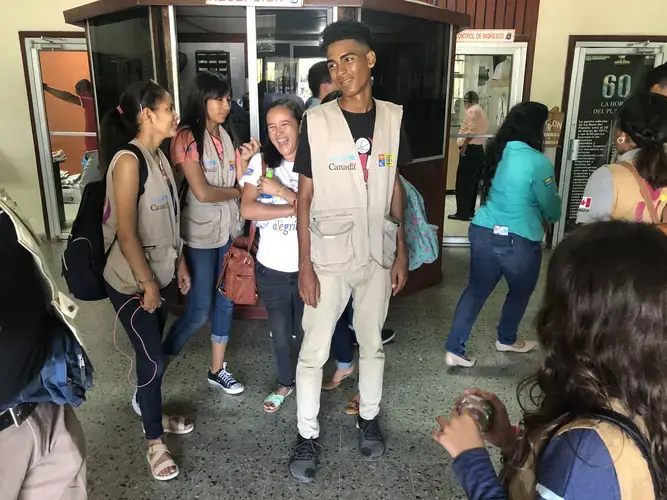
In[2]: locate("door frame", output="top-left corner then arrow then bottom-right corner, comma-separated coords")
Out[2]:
553,37 -> 667,246
19,31 -> 87,239
443,41 -> 528,247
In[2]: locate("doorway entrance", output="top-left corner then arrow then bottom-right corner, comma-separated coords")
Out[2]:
443,41 -> 527,245
22,34 -> 97,239
554,41 -> 667,245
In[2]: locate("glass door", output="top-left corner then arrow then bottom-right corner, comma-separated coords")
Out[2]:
444,42 -> 527,245
553,43 -> 667,245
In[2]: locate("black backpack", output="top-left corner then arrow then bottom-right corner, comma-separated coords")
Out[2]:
62,144 -> 148,301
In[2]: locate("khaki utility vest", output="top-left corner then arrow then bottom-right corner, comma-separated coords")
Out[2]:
507,404 -> 654,499
608,161 -> 667,222
306,100 -> 402,274
103,139 -> 182,295
181,126 -> 242,249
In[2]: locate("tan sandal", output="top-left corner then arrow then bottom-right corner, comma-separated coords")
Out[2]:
147,443 -> 179,481
345,396 -> 360,415
322,366 -> 356,391
162,415 -> 194,435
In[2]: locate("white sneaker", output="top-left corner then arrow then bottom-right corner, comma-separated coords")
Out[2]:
131,390 -> 142,416
495,340 -> 538,353
445,352 -> 476,367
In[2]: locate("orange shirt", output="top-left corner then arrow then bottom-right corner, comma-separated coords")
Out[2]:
457,104 -> 490,146
170,128 -> 225,167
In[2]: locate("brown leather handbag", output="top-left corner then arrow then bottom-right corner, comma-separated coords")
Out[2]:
217,223 -> 259,305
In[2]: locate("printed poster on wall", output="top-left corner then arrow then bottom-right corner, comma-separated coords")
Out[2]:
563,53 -> 656,232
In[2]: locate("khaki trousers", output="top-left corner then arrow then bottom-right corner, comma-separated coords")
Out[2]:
0,403 -> 87,500
297,260 -> 392,439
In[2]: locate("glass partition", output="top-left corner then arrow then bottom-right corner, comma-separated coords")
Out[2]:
88,7 -> 156,120
361,8 -> 449,160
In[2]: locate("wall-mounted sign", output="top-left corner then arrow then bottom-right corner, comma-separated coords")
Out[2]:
205,0 -> 303,6
544,106 -> 564,148
457,29 -> 516,43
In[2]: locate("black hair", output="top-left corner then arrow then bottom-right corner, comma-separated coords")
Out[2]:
99,80 -> 168,172
75,79 -> 92,92
308,61 -> 332,98
617,92 -> 667,189
510,220 -> 667,497
321,90 -> 343,104
463,91 -> 479,104
320,20 -> 375,53
645,63 -> 667,92
263,98 -> 304,169
179,71 -> 234,165
481,101 -> 549,201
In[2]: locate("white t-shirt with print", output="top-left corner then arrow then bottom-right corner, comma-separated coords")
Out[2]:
240,153 -> 299,273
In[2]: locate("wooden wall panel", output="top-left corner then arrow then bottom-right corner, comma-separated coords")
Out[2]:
436,0 -> 538,35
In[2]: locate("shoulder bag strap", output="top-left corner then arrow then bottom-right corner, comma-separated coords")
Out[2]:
619,161 -> 660,223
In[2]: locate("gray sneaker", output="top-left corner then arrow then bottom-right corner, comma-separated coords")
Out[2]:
288,435 -> 321,484
357,416 -> 386,458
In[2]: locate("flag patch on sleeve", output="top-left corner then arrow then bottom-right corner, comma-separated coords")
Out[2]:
543,177 -> 554,186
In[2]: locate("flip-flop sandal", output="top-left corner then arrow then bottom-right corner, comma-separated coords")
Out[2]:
263,387 -> 294,414
162,415 -> 194,435
147,443 -> 179,481
322,367 -> 356,391
345,398 -> 360,416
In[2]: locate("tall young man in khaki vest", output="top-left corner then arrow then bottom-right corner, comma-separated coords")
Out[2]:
289,20 -> 411,483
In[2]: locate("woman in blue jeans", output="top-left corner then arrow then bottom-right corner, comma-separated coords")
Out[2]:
161,72 -> 260,395
445,102 -> 562,368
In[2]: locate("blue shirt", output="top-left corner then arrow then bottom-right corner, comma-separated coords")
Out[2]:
473,141 -> 561,242
452,429 -> 621,500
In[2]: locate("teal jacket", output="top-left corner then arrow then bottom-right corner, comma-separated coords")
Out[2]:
473,141 -> 562,242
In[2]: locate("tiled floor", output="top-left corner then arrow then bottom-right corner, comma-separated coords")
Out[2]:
41,243 -> 546,500
443,195 -> 481,238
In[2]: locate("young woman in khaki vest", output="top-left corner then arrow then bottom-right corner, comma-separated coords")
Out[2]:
577,93 -> 667,225
162,72 -> 259,395
239,99 -> 302,413
100,81 -> 192,481
433,221 -> 667,500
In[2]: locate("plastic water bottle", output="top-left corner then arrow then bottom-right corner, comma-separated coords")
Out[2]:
459,394 -> 495,433
260,167 -> 274,200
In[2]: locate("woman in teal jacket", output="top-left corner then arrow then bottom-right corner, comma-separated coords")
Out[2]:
445,102 -> 562,367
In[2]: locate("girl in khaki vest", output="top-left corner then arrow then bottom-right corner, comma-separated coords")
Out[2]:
100,81 -> 192,482
432,221 -> 667,500
163,72 -> 259,396
577,93 -> 667,225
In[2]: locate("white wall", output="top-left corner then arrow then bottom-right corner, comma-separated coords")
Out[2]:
0,0 -> 83,234
531,0 -> 667,109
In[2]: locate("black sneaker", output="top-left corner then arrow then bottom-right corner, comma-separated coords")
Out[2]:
207,362 -> 245,395
288,435 -> 322,484
351,328 -> 396,346
357,416 -> 386,459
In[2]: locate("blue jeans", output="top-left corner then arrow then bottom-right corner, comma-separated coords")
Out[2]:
445,224 -> 542,357
163,241 -> 234,358
332,299 -> 355,370
255,261 -> 303,387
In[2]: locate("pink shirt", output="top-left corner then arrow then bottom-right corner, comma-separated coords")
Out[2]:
80,96 -> 98,151
170,129 -> 225,167
457,104 -> 490,146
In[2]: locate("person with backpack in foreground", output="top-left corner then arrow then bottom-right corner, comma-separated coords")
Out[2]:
577,93 -> 667,225
100,80 -> 192,482
0,189 -> 91,498
434,221 -> 665,500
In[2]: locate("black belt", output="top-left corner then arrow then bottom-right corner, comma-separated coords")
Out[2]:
0,402 -> 38,432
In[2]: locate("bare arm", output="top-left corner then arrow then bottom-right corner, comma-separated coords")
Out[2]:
179,161 -> 241,203
113,154 -> 155,284
240,182 -> 295,221
43,85 -> 81,106
297,175 -> 314,270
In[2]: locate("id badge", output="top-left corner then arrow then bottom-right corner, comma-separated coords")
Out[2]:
493,225 -> 509,236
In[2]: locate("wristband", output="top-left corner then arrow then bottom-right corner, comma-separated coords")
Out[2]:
137,274 -> 155,285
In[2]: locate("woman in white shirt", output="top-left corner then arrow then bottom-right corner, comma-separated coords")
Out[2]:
240,99 -> 302,413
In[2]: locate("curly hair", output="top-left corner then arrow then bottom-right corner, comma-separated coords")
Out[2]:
481,101 -> 548,202
617,93 -> 667,189
320,20 -> 375,53
510,220 -> 667,497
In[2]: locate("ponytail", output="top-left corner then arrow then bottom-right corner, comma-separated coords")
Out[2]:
98,80 -> 167,173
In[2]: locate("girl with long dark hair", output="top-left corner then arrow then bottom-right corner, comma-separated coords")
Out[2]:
161,71 -> 259,395
434,221 -> 665,499
577,93 -> 667,224
444,102 -> 561,368
239,98 -> 302,413
101,80 -> 192,481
